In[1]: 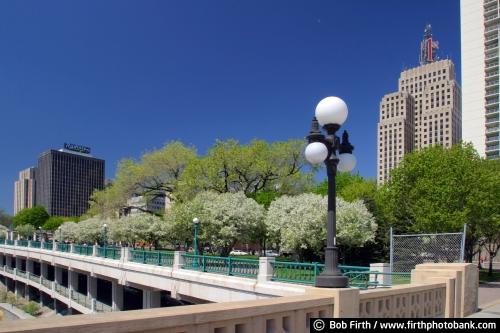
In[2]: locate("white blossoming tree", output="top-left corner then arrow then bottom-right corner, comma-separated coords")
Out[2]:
55,221 -> 79,243
165,191 -> 265,256
265,193 -> 376,261
108,214 -> 169,247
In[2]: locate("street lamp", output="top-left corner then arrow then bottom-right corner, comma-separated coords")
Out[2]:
192,218 -> 200,256
305,96 -> 356,288
102,224 -> 108,246
57,226 -> 62,243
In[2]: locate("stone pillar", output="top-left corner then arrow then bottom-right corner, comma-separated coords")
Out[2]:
412,263 -> 478,318
112,280 -> 123,311
41,261 -> 48,279
26,259 -> 34,274
369,263 -> 391,286
173,251 -> 186,271
143,289 -> 162,309
87,275 -> 97,312
92,245 -> 98,257
25,284 -> 30,300
70,243 -> 75,254
306,287 -> 360,318
15,257 -> 21,271
55,266 -> 63,285
52,241 -> 57,251
258,257 -> 275,283
6,255 -> 12,268
121,247 -> 130,262
69,269 -> 78,294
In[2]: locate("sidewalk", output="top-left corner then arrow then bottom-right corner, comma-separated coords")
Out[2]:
467,282 -> 500,318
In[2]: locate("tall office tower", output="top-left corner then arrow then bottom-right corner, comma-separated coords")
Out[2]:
13,167 -> 37,214
377,25 -> 462,184
461,0 -> 499,159
36,145 -> 105,217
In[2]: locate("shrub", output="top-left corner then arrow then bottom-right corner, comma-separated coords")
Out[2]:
22,301 -> 41,316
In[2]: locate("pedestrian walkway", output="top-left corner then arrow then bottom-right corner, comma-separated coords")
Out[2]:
467,282 -> 500,318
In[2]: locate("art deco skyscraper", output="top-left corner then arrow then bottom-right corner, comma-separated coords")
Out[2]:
377,25 -> 462,184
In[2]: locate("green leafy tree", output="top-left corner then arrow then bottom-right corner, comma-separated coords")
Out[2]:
178,139 -> 313,200
87,141 -> 197,217
13,206 -> 49,228
313,173 -> 365,196
0,209 -> 12,228
377,144 -> 500,262
14,224 -> 36,238
42,216 -> 79,231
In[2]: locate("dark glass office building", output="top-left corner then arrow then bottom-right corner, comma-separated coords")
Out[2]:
36,149 -> 105,217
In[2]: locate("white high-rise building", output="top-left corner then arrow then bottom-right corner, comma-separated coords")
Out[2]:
461,0 -> 499,159
13,167 -> 37,214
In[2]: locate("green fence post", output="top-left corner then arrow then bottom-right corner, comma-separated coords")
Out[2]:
313,262 -> 319,280
228,257 -> 232,276
202,256 -> 206,272
157,252 -> 161,266
143,250 -> 146,264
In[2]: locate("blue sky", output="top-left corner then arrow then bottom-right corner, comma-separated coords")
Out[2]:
0,0 -> 461,214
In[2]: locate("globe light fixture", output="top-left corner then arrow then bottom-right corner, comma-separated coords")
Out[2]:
305,96 -> 356,288
314,96 -> 348,127
337,153 -> 357,173
305,142 -> 329,164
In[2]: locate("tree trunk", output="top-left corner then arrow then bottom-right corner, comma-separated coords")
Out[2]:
489,252 -> 494,276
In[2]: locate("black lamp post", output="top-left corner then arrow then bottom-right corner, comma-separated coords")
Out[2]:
102,224 -> 108,246
304,96 -> 356,288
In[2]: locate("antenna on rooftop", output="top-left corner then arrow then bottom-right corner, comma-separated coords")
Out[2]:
419,24 -> 439,65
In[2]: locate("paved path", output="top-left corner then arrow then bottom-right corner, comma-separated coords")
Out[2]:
468,282 -> 500,318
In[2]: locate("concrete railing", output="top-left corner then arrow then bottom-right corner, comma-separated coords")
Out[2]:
0,272 -> 473,333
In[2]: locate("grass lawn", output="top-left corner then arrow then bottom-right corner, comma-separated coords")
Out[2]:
479,269 -> 500,283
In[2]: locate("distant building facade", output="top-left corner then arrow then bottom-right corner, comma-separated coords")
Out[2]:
35,146 -> 105,216
13,167 -> 37,214
460,0 -> 499,159
124,195 -> 166,216
377,25 -> 462,184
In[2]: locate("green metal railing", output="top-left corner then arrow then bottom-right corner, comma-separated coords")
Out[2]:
71,289 -> 91,308
17,240 -> 29,247
5,240 -> 14,246
55,283 -> 69,297
0,238 -> 5,244
97,246 -> 121,260
57,243 -> 71,252
30,241 -> 41,248
343,271 -> 411,288
270,261 -> 370,285
74,245 -> 93,256
42,242 -> 53,250
130,249 -> 174,267
182,254 -> 259,278
95,300 -> 113,312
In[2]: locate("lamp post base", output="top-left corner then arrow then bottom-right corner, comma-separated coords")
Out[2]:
315,273 -> 349,288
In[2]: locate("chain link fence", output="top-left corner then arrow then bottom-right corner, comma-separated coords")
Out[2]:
390,225 -> 466,274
